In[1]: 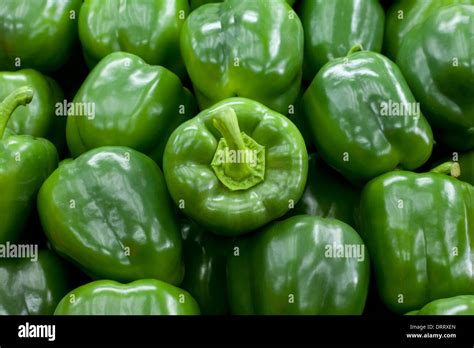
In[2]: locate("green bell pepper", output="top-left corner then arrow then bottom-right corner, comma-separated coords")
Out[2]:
78,0 -> 189,78
163,98 -> 308,236
287,154 -> 360,228
397,5 -> 474,151
180,219 -> 232,315
384,0 -> 474,61
54,279 -> 200,315
190,0 -> 297,10
0,250 -> 74,315
0,87 -> 58,244
0,69 -> 65,151
227,215 -> 370,314
302,46 -> 433,183
66,52 -> 197,165
360,163 -> 474,314
180,0 -> 304,114
0,0 -> 82,73
299,0 -> 384,81
409,296 -> 474,315
38,146 -> 184,285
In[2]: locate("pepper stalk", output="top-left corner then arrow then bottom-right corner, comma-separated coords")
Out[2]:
211,107 -> 265,191
0,86 -> 34,138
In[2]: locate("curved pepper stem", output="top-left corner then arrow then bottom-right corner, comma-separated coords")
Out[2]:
211,107 -> 265,191
0,86 -> 34,138
213,108 -> 247,157
430,161 -> 461,178
347,44 -> 364,56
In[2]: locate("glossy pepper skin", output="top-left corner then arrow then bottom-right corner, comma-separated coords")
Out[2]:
0,250 -> 74,315
190,0 -> 296,10
180,219 -> 232,315
66,52 -> 197,165
397,5 -> 474,151
360,166 -> 474,314
227,215 -> 370,314
287,154 -> 360,228
79,0 -> 189,78
409,296 -> 474,315
0,0 -> 81,73
299,0 -> 384,81
54,279 -> 200,315
163,98 -> 308,236
38,146 -> 184,285
0,70 -> 65,151
302,47 -> 433,183
180,0 -> 304,114
0,87 -> 58,244
384,0 -> 474,61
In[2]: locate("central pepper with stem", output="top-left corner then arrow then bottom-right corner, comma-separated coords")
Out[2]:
163,98 -> 308,237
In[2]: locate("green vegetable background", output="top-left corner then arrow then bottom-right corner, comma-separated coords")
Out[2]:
0,0 -> 472,316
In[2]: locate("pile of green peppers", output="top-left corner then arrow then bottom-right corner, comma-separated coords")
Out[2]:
0,0 -> 472,316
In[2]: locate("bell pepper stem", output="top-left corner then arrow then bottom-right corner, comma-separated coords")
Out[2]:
213,108 -> 247,152
0,86 -> 34,138
213,108 -> 253,180
430,162 -> 461,178
347,44 -> 363,56
211,107 -> 265,190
